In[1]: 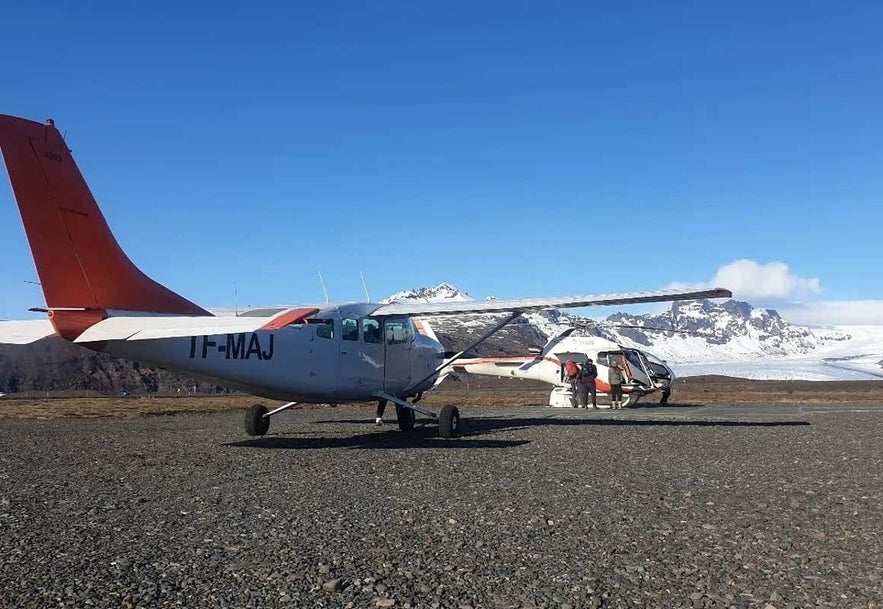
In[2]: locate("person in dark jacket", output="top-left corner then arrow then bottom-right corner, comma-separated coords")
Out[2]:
577,358 -> 598,408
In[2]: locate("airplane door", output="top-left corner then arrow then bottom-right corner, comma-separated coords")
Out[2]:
339,317 -> 384,398
382,318 -> 413,393
300,318 -> 340,395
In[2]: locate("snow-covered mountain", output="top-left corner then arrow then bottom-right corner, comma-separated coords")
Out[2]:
382,283 -> 472,304
385,284 -> 883,380
586,300 -> 883,380
596,300 -> 837,359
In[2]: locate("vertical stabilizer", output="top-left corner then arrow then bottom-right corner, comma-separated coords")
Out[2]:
0,114 -> 209,318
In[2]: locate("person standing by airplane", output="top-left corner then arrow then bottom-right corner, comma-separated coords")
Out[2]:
608,360 -> 625,409
564,359 -> 580,407
578,358 -> 598,408
375,399 -> 387,425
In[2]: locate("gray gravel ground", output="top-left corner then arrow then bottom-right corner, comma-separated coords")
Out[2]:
1,403 -> 881,609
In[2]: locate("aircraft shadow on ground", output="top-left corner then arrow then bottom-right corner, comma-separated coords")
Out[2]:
224,426 -> 528,450
461,417 -> 811,435
630,401 -> 705,409
227,410 -> 811,449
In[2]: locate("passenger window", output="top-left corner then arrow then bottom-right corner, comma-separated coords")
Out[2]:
308,319 -> 334,339
342,318 -> 358,341
363,318 -> 381,344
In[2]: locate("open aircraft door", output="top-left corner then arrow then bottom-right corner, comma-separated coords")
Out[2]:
597,349 -> 653,386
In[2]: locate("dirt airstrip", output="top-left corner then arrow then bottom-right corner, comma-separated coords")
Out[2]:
2,376 -> 882,607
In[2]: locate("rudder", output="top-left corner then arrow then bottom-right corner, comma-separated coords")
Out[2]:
0,114 -> 208,318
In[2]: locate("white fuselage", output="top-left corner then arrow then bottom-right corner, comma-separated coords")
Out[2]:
99,303 -> 444,402
453,335 -> 675,401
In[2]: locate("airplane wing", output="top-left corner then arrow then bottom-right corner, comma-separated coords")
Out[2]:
71,307 -> 320,343
371,287 -> 732,317
0,319 -> 56,344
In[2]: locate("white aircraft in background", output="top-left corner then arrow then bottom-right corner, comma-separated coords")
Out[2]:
0,114 -> 731,437
453,331 -> 678,408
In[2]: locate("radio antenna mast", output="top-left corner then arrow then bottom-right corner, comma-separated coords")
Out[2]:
360,272 -> 371,302
318,271 -> 330,303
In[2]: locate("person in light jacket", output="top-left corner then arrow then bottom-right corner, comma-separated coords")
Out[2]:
608,360 -> 626,409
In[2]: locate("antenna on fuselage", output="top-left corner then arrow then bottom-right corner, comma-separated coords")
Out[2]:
360,272 -> 371,303
318,271 -> 330,304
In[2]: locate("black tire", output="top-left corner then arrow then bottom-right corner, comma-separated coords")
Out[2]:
438,405 -> 460,438
244,404 -> 270,436
396,404 -> 416,431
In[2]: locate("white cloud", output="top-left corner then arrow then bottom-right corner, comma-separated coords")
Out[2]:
665,259 -> 881,325
777,301 -> 883,326
711,259 -> 820,299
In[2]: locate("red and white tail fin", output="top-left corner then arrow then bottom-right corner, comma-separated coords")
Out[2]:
0,115 -> 209,325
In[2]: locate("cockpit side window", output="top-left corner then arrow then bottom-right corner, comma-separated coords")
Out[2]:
307,318 -> 334,339
384,318 -> 414,344
342,318 -> 358,341
363,318 -> 382,344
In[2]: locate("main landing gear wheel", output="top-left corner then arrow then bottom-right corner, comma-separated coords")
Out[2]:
396,404 -> 415,431
245,404 -> 269,436
438,405 -> 460,438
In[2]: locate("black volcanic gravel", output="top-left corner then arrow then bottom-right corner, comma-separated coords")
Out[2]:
1,403 -> 881,608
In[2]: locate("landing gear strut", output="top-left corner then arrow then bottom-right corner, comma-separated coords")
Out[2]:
244,401 -> 299,436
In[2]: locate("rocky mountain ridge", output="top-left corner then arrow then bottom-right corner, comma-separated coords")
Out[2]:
387,284 -> 861,363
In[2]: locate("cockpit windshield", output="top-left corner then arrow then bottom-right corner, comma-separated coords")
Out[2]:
643,352 -> 673,379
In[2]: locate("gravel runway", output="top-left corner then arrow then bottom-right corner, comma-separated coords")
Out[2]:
1,403 -> 881,608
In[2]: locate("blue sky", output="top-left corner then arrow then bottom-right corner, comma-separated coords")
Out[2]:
1,1 -> 882,324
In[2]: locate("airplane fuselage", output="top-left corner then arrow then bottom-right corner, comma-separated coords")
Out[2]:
100,303 -> 445,402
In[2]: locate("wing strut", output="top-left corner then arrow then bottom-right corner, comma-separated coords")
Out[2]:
405,310 -> 523,393
373,391 -> 438,419
263,401 -> 299,419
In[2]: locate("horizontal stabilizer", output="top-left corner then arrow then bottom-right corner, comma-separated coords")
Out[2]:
0,319 -> 56,344
372,288 -> 733,317
72,307 -> 318,343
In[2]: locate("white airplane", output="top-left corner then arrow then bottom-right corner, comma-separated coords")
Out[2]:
0,114 -> 732,437
453,332 -> 678,408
